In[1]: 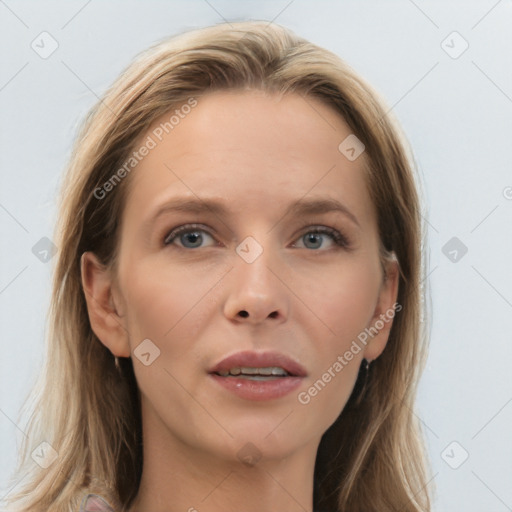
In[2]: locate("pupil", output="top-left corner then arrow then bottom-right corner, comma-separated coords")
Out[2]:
183,232 -> 202,247
305,233 -> 321,248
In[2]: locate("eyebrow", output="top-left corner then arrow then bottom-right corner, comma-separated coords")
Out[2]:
146,196 -> 360,229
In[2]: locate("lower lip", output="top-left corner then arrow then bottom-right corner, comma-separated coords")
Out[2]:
209,374 -> 304,401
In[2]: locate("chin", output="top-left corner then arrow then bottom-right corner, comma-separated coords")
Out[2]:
224,420 -> 311,460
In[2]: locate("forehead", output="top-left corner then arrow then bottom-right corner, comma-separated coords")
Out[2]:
122,89 -> 376,229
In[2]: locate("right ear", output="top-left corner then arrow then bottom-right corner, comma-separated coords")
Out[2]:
80,251 -> 130,358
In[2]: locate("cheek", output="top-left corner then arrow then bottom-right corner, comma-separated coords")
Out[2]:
119,256 -> 224,357
296,259 -> 379,414
118,260 -> 214,409
302,258 -> 380,342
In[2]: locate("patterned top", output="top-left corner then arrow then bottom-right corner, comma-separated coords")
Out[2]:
79,494 -> 116,512
79,493 -> 333,511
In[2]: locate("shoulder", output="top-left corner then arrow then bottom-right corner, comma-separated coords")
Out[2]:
80,494 -> 116,512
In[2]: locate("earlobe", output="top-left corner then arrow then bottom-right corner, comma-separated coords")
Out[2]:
80,252 -> 130,358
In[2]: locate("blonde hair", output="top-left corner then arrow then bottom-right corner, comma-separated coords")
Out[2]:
5,21 -> 433,512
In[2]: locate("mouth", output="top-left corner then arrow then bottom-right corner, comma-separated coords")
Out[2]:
208,350 -> 307,401
214,366 -> 292,380
209,350 -> 307,378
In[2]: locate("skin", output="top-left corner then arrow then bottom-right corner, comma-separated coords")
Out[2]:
81,89 -> 399,512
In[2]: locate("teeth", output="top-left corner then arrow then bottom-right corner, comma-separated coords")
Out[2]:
240,367 -> 259,375
216,366 -> 289,377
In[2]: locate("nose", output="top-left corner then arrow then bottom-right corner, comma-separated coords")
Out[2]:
223,246 -> 289,325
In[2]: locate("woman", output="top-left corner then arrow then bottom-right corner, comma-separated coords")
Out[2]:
5,21 -> 433,512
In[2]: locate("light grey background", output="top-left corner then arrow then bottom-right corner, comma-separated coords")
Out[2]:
1,1 -> 511,511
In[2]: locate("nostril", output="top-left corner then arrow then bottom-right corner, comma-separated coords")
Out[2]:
237,310 -> 279,319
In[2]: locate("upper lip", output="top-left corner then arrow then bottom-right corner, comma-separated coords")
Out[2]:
209,350 -> 307,377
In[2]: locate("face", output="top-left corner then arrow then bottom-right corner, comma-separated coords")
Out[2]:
83,89 -> 398,465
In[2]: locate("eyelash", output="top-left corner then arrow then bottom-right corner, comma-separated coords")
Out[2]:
163,223 -> 351,250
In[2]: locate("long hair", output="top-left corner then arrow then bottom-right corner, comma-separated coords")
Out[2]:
4,21 -> 433,512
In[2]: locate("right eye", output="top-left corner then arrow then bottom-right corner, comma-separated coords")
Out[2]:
163,224 -> 217,249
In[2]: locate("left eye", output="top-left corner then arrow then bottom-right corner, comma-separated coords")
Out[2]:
292,227 -> 348,250
163,224 -> 349,250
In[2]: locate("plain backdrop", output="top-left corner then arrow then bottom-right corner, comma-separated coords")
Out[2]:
1,1 -> 511,511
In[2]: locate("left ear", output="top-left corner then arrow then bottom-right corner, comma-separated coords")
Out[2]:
363,256 -> 400,362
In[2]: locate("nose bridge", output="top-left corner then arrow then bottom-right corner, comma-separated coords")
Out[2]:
224,234 -> 288,323
234,234 -> 278,296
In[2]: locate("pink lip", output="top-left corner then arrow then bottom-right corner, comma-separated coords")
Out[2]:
208,350 -> 307,401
